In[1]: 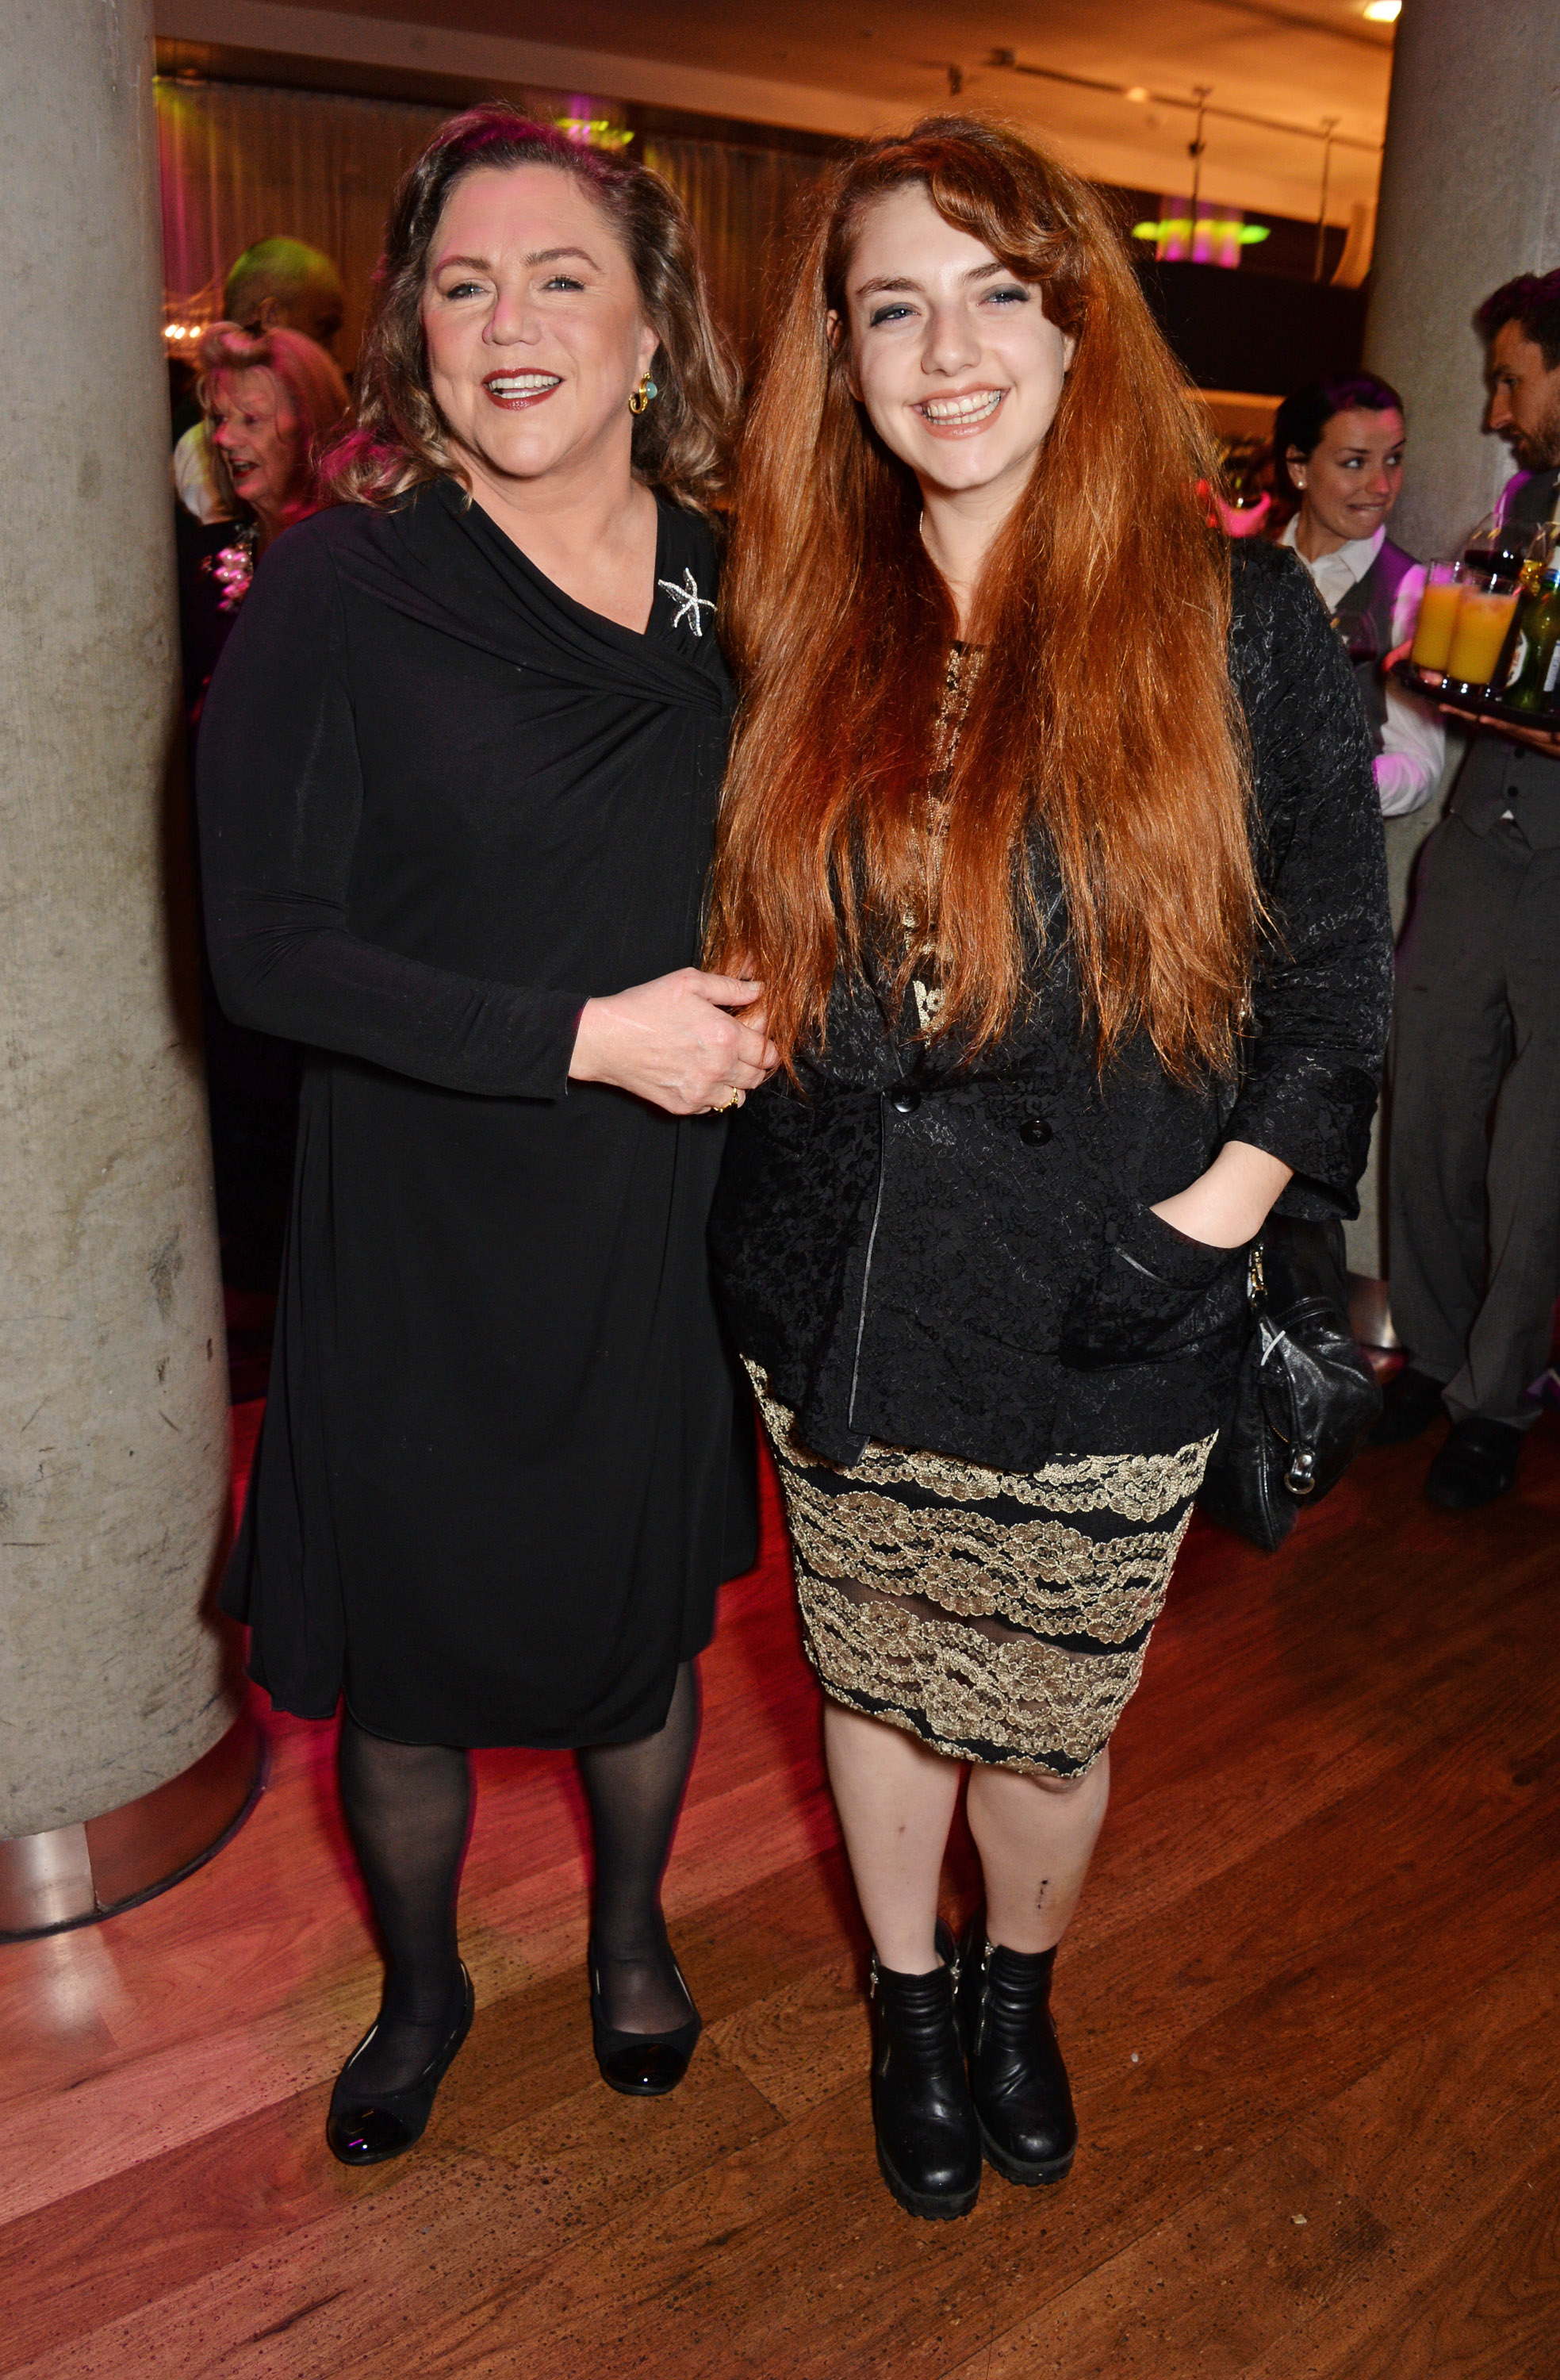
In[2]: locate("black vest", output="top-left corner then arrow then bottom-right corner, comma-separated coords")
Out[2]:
1328,536 -> 1420,751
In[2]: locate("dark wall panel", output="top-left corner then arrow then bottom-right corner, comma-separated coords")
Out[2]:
1136,260 -> 1369,395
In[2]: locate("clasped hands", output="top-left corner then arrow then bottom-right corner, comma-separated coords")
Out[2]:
569,968 -> 779,1117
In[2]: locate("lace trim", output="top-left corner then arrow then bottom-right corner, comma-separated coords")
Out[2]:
784,1485 -> 1196,1645
746,1364 -> 1214,1522
799,1572 -> 1144,1776
746,1363 -> 1212,1771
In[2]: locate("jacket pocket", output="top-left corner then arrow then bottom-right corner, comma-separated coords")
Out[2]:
1058,1203 -> 1249,1372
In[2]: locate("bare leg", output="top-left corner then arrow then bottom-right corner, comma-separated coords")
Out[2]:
823,1702 -> 964,1973
965,1749 -> 1111,1956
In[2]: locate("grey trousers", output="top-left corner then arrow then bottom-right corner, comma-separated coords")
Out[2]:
1389,815 -> 1560,1427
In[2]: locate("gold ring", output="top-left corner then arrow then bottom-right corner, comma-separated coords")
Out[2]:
710,1088 -> 742,1114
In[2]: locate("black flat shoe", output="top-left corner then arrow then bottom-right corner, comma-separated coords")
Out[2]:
1424,1415 -> 1524,1510
588,1939 -> 702,2097
326,1964 -> 475,2167
956,1912 -> 1077,2187
1367,1365 -> 1447,1447
868,1925 -> 982,2221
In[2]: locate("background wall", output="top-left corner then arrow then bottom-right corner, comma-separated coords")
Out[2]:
155,75 -> 1366,388
156,78 -> 830,366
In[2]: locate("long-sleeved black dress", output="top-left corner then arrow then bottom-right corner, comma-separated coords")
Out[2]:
198,478 -> 756,1749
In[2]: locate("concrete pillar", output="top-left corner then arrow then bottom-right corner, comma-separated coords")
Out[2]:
1343,0 -> 1560,1311
1365,0 -> 1560,562
0,0 -> 255,1932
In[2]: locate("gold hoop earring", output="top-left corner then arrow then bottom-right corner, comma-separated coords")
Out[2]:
628,374 -> 659,416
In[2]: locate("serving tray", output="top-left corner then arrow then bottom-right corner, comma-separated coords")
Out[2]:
1389,656 -> 1560,731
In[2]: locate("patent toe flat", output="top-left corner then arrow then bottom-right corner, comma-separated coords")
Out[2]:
326,1964 -> 475,2167
588,1940 -> 701,2098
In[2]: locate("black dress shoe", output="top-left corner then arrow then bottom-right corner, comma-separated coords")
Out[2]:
956,1912 -> 1077,2187
1367,1366 -> 1447,1447
326,1964 -> 475,2167
588,1940 -> 702,2097
1424,1416 -> 1524,1510
867,1925 -> 982,2221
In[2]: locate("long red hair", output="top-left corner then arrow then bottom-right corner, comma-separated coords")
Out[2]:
705,117 -> 1256,1081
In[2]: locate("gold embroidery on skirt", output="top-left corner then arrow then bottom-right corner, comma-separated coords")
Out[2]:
746,1362 -> 1213,1774
797,1571 -> 1148,1775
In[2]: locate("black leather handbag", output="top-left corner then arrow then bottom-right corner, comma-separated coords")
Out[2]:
1197,1215 -> 1382,1552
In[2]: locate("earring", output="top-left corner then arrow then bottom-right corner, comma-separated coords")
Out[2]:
628,374 -> 660,416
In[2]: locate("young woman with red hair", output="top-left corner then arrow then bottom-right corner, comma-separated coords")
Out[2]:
706,119 -> 1391,2219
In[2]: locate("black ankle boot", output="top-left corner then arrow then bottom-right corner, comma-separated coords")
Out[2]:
868,1929 -> 982,2220
956,1913 -> 1077,2186
326,1964 -> 475,2167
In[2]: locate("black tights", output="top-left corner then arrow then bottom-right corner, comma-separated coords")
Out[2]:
336,1662 -> 700,2094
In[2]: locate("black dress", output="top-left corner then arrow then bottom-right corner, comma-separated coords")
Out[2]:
198,479 -> 756,1749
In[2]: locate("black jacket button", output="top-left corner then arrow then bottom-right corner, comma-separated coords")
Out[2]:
887,1082 -> 922,1115
1019,1116 -> 1052,1146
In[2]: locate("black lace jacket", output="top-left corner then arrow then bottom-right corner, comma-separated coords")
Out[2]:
710,541 -> 1393,1469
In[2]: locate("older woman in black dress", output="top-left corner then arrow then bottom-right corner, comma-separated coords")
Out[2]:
199,107 -> 772,2163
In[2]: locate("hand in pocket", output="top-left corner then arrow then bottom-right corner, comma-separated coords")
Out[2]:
1059,1204 -> 1249,1371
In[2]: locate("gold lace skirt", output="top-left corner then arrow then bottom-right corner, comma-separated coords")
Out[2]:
748,1365 -> 1213,1776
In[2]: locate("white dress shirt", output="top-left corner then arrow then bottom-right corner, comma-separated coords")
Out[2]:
1280,517 -> 1445,816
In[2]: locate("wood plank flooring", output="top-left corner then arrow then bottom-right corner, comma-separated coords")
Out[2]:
2,1412 -> 1558,2378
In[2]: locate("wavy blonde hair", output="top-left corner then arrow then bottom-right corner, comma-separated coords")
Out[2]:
197,322 -> 350,516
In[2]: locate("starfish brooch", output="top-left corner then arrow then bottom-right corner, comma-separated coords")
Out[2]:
657,566 -> 717,636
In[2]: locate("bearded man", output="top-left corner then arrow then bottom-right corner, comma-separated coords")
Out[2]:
1373,270 -> 1560,1506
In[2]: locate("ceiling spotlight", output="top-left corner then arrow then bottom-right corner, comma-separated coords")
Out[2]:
1123,85 -> 1150,102
1361,1 -> 1400,20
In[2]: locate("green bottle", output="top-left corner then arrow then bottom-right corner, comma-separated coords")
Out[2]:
1504,551 -> 1560,712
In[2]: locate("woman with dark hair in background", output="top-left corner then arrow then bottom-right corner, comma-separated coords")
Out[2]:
198,106 -> 766,2165
1273,371 -> 1444,816
706,118 -> 1391,2220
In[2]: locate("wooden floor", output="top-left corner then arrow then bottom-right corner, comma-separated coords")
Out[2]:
3,1407 -> 1558,2378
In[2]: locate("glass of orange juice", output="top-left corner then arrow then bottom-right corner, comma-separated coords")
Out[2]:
1445,575 -> 1522,696
1409,561 -> 1462,674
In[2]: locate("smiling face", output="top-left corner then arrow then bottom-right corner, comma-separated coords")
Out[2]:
421,163 -> 659,500
837,183 -> 1075,512
1488,318 -> 1560,471
1290,406 -> 1405,552
207,368 -> 305,523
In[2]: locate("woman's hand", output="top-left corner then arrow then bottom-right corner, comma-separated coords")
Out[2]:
1149,1140 -> 1293,1249
569,969 -> 779,1116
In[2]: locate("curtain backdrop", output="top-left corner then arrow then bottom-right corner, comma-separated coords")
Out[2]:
157,81 -> 451,363
643,140 -> 825,362
155,79 -> 829,369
